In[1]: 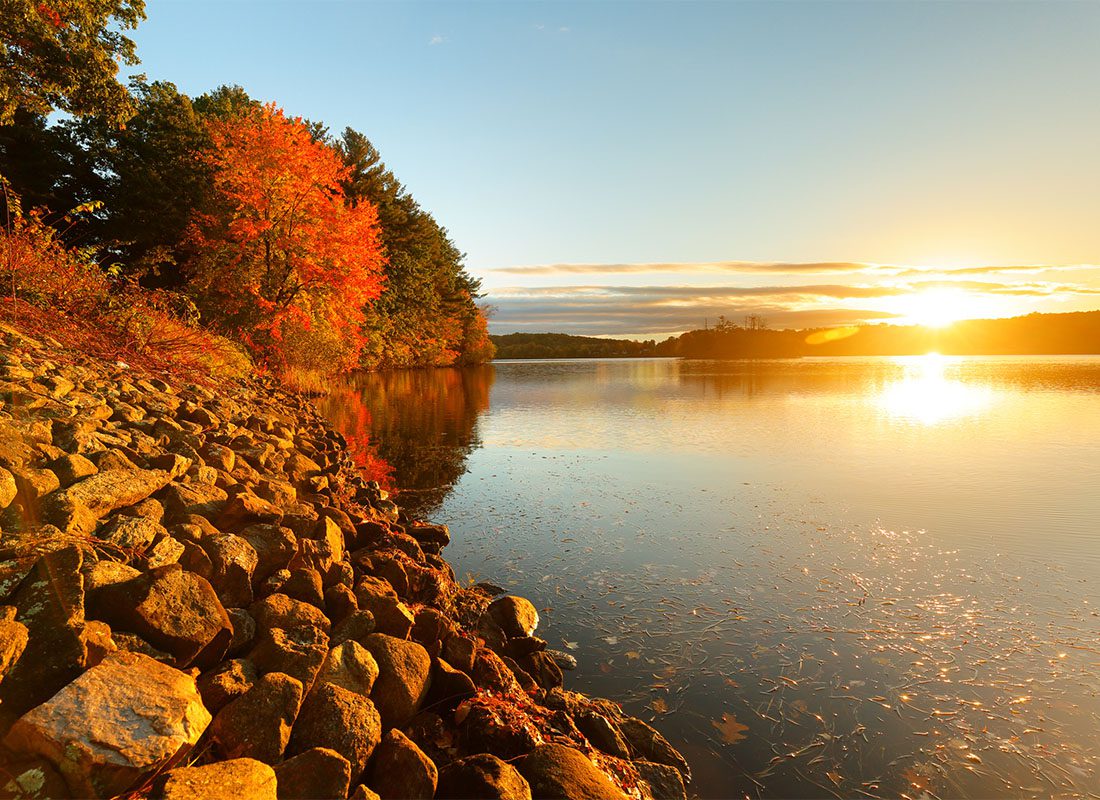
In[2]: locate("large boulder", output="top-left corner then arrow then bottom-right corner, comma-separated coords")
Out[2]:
0,547 -> 101,723
198,532 -> 259,608
437,754 -> 533,800
160,758 -> 277,800
87,563 -> 233,668
45,468 -> 172,534
287,683 -> 381,782
273,747 -> 351,800
518,744 -> 628,800
487,596 -> 540,638
3,651 -> 210,798
210,672 -> 303,763
617,718 -> 691,780
238,524 -> 298,583
367,729 -> 438,800
250,593 -> 330,635
0,606 -> 29,685
312,640 -> 378,697
361,633 -> 431,728
248,625 -> 329,690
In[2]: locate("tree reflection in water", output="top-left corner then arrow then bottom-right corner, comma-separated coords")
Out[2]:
317,365 -> 494,518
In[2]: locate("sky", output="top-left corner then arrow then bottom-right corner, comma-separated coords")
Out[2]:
130,0 -> 1100,337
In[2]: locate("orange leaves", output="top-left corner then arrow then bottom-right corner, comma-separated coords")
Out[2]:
187,103 -> 385,371
712,712 -> 749,744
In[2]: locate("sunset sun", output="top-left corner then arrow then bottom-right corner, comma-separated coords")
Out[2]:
895,288 -> 980,328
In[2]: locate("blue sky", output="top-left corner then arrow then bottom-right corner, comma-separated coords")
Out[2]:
131,1 -> 1100,336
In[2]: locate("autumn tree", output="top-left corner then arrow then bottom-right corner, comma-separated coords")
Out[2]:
0,0 -> 145,125
186,104 -> 385,371
337,127 -> 493,367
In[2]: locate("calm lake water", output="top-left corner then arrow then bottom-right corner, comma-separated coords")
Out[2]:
319,356 -> 1100,799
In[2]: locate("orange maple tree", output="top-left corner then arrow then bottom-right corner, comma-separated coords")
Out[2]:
186,103 -> 385,370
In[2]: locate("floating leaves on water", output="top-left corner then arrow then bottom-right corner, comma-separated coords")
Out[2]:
650,698 -> 668,714
563,641 -> 578,651
625,650 -> 641,660
713,712 -> 749,744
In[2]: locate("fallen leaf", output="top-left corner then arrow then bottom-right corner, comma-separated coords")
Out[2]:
712,712 -> 749,744
650,698 -> 668,714
625,651 -> 640,660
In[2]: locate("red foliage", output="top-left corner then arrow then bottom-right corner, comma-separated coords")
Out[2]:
186,104 -> 385,371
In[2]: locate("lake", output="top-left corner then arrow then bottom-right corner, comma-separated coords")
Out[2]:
319,356 -> 1100,799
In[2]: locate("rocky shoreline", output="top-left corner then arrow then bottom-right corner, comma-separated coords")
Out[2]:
0,322 -> 690,800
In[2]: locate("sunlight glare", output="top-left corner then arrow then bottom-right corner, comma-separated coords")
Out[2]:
894,288 -> 977,328
878,354 -> 994,425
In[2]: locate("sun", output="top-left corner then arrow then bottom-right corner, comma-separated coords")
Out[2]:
894,288 -> 977,328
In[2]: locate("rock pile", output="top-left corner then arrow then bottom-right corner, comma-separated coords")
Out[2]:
0,324 -> 690,799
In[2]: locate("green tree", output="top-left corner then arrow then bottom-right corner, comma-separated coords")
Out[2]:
64,80 -> 214,283
0,0 -> 145,126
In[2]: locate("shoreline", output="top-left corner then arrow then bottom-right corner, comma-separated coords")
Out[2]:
0,320 -> 690,799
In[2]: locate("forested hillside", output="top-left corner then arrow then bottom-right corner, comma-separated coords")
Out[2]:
1,3 -> 492,375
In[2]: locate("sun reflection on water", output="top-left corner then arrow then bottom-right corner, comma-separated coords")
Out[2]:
878,354 -> 995,425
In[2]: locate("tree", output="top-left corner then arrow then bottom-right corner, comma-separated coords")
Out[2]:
0,0 -> 145,125
337,127 -> 491,368
186,104 -> 386,370
64,80 -> 214,282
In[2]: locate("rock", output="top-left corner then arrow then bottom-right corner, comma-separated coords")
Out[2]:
517,651 -> 563,690
518,744 -> 627,800
81,560 -> 141,592
248,625 -> 328,690
443,635 -> 477,673
502,636 -> 547,660
3,651 -> 211,799
546,649 -> 578,670
250,593 -> 330,635
405,522 -> 450,554
147,452 -> 193,480
142,534 -> 185,568
226,607 -> 256,656
199,442 -> 236,472
0,755 -> 72,799
273,747 -> 351,800
472,647 -> 523,695
160,482 -> 229,524
111,630 -> 171,662
217,492 -> 283,532
0,547 -> 97,723
46,468 -> 172,534
575,712 -> 631,759
287,683 -> 382,782
368,728 -> 438,800
237,524 -> 297,582
87,563 -> 233,669
12,466 -> 60,508
361,633 -> 431,728
211,672 -> 303,763
313,640 -> 378,697
426,658 -> 476,713
355,577 -> 414,639
281,567 -> 324,608
96,514 -> 165,552
349,785 -> 381,800
634,760 -> 688,800
256,477 -> 296,510
287,538 -> 340,582
0,607 -> 29,684
47,454 -> 97,489
118,496 -> 165,523
160,758 -> 277,800
617,718 -> 691,781
197,658 -> 258,714
199,532 -> 258,608
437,754 -> 533,800
487,596 -> 540,638
457,702 -> 541,760
323,584 -> 357,624
0,466 -> 16,509
87,449 -> 138,472
284,452 -> 322,483
330,610 -> 375,647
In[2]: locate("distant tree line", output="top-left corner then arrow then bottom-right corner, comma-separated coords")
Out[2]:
0,1 -> 493,375
653,311 -> 1100,358
491,333 -> 661,359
